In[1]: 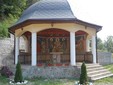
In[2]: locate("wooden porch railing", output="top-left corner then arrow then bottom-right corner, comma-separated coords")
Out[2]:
76,52 -> 93,63
18,52 -> 93,65
37,53 -> 70,64
18,52 -> 31,64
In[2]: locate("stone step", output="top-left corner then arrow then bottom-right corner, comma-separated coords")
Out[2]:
88,71 -> 111,77
91,73 -> 113,81
77,63 -> 99,66
77,63 -> 113,81
87,66 -> 104,71
77,63 -> 101,68
86,65 -> 101,68
87,65 -> 113,81
86,64 -> 101,67
88,69 -> 108,75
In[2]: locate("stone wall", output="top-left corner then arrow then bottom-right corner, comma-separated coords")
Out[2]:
10,65 -> 80,79
0,38 -> 14,66
97,51 -> 113,65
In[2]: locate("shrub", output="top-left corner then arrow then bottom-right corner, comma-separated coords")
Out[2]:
14,62 -> 23,83
79,62 -> 88,84
0,66 -> 13,78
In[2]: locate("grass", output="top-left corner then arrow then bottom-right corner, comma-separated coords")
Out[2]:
0,76 -> 9,85
0,77 -> 75,85
94,77 -> 113,85
29,78 -> 75,85
0,64 -> 113,85
104,64 -> 113,73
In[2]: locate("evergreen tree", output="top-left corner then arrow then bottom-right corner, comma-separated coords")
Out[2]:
79,62 -> 88,84
14,62 -> 23,83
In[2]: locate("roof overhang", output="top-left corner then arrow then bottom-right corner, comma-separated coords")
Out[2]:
76,19 -> 102,32
8,19 -> 102,34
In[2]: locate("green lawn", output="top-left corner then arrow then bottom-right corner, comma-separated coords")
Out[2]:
0,64 -> 113,85
0,77 -> 75,85
104,64 -> 113,73
0,76 -> 9,85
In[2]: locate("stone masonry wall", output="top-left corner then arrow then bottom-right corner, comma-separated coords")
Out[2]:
97,51 -> 113,65
0,38 -> 14,66
10,65 -> 80,79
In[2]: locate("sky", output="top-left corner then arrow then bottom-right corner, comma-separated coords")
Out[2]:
68,0 -> 113,41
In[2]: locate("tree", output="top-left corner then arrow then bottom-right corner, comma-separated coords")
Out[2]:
14,62 -> 23,83
0,0 -> 40,38
79,62 -> 88,84
97,37 -> 106,51
0,15 -> 17,38
104,36 -> 113,53
0,0 -> 27,20
0,0 -> 27,37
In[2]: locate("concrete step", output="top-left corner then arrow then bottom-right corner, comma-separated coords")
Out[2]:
88,71 -> 111,77
77,63 -> 101,68
88,65 -> 113,81
91,73 -> 113,81
77,63 -> 99,66
87,66 -> 104,71
88,69 -> 108,75
86,65 -> 102,68
77,63 -> 113,81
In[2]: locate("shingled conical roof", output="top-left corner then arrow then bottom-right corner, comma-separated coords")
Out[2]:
16,0 -> 76,24
9,0 -> 102,33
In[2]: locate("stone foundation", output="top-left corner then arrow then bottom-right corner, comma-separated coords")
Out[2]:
10,65 -> 80,79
